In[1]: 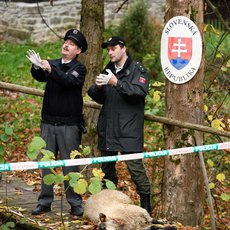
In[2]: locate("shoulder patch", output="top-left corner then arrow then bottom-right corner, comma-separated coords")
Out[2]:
136,61 -> 146,73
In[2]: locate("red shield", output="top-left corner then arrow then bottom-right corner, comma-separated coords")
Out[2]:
168,37 -> 192,70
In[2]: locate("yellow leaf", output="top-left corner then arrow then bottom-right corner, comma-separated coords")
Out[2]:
73,179 -> 88,194
203,24 -> 209,32
14,191 -> 23,195
26,181 -> 37,186
209,182 -> 215,189
221,66 -> 228,72
204,104 -> 208,112
211,119 -> 225,130
153,91 -> 161,102
71,220 -> 81,224
210,25 -> 220,35
43,219 -> 51,223
216,173 -> 225,182
226,59 -> 230,68
216,53 -> 222,59
84,94 -> 92,102
92,168 -> 105,179
208,115 -> 213,121
207,159 -> 214,167
70,150 -> 82,159
152,81 -> 164,87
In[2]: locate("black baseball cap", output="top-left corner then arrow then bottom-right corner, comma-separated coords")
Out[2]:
101,36 -> 125,48
64,29 -> 88,53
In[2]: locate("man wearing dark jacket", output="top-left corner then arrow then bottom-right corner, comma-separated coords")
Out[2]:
88,36 -> 151,213
26,29 -> 87,216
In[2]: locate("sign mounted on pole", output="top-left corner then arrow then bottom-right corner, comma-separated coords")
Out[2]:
161,16 -> 202,84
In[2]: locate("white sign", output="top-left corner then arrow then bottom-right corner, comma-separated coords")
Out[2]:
161,16 -> 202,84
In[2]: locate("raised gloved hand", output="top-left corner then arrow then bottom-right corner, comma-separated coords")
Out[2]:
96,69 -> 113,86
26,49 -> 43,68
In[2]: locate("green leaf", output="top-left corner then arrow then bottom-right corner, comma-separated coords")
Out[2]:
5,127 -> 13,136
3,221 -> 15,229
208,182 -> 215,189
19,218 -> 27,224
69,172 -> 81,187
69,172 -> 81,180
220,193 -> 230,201
43,174 -> 56,185
88,179 -> 102,194
28,136 -> 46,152
1,134 -> 9,142
104,179 -> 116,190
56,173 -> 65,184
27,136 -> 47,160
0,155 -> 5,163
73,179 -> 88,194
41,149 -> 55,160
0,144 -> 5,156
82,146 -> 91,156
27,151 -> 37,161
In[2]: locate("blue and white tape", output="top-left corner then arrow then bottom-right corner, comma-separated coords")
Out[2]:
0,142 -> 229,172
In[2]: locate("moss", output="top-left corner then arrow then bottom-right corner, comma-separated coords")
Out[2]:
190,6 -> 198,23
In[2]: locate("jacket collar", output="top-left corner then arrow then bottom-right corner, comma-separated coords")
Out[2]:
105,53 -> 133,74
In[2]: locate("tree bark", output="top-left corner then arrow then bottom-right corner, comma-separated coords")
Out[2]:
162,0 -> 205,227
78,0 -> 104,153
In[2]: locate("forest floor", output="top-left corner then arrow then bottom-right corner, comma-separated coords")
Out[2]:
0,89 -> 229,229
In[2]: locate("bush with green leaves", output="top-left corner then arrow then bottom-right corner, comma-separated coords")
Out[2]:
115,0 -> 154,62
27,136 -> 116,195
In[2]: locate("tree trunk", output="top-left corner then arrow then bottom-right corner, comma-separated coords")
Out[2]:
79,0 -> 104,153
162,0 -> 205,227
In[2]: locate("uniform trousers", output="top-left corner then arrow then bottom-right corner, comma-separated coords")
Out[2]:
101,151 -> 151,194
38,122 -> 82,208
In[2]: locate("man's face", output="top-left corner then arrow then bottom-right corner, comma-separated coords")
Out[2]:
61,39 -> 81,60
107,45 -> 126,63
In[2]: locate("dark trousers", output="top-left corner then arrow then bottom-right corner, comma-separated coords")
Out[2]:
38,122 -> 82,208
101,151 -> 151,194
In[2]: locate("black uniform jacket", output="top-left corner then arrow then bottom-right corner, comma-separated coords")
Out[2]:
31,58 -> 86,125
88,55 -> 149,152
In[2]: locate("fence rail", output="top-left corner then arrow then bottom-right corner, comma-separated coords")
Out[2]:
0,81 -> 230,138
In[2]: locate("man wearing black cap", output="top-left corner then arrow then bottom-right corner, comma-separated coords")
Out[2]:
88,36 -> 151,214
26,29 -> 87,216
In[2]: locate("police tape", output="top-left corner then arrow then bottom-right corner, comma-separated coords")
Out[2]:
0,142 -> 229,172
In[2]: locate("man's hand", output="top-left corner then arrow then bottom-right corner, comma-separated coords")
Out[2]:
96,69 -> 117,86
26,49 -> 43,68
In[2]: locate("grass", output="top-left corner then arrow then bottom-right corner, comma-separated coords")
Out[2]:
0,40 -> 63,88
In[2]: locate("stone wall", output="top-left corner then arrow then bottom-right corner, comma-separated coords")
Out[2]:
0,0 -> 165,44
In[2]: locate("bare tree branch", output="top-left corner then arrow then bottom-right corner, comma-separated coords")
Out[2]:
205,0 -> 230,32
115,0 -> 129,13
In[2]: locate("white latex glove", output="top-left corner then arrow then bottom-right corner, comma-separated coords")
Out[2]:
26,49 -> 43,68
96,69 -> 113,86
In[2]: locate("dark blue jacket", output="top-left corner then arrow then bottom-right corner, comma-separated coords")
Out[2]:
88,55 -> 148,152
31,58 -> 86,124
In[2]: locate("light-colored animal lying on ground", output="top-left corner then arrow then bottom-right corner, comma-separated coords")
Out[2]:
84,189 -> 152,230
